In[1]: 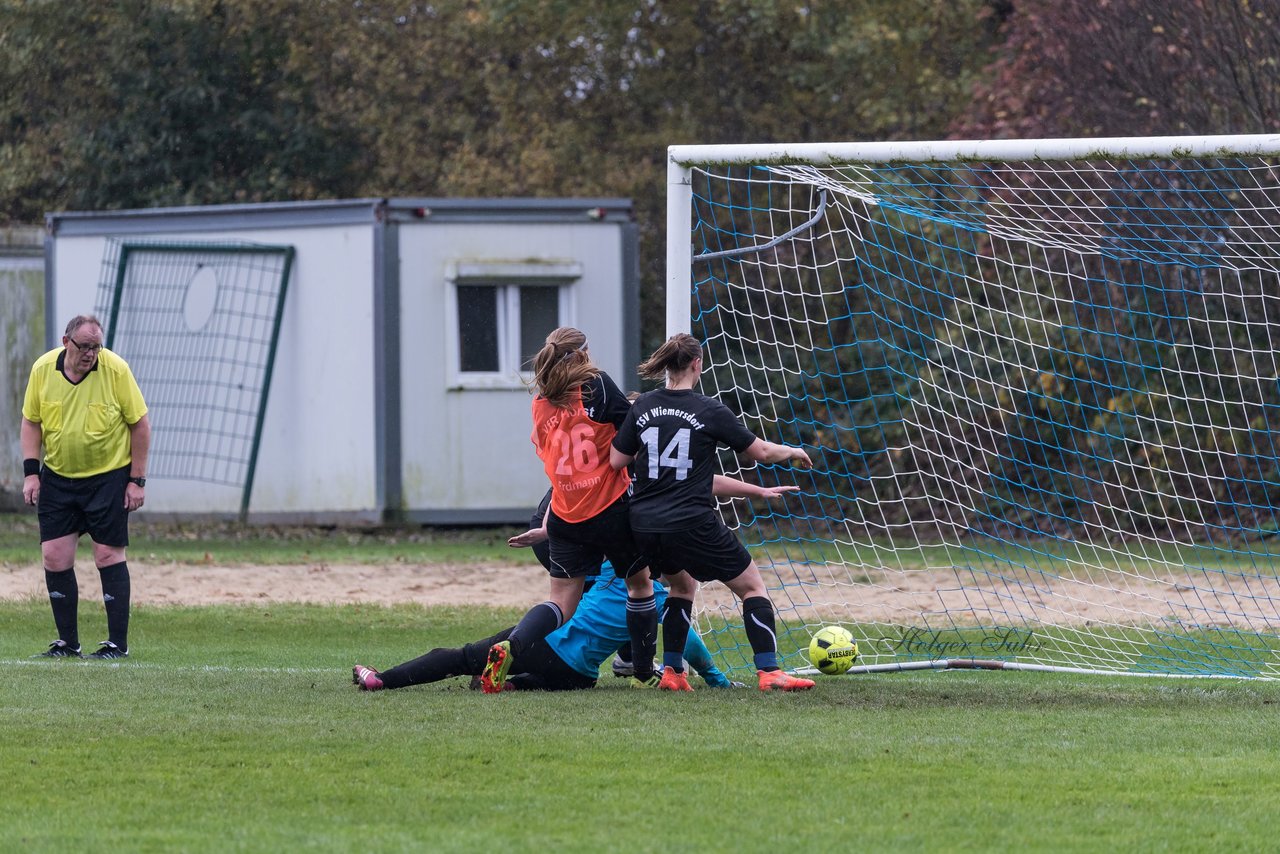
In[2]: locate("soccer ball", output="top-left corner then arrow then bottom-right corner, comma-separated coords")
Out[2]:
808,625 -> 858,675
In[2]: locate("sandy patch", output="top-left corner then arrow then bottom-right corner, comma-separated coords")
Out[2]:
3,559 -> 1278,630
0,561 -> 551,607
695,563 -> 1280,629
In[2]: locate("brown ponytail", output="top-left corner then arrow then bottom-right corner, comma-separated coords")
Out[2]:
637,333 -> 702,381
531,326 -> 600,408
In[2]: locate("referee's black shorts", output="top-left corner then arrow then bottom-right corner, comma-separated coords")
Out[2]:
634,515 -> 753,584
37,464 -> 131,547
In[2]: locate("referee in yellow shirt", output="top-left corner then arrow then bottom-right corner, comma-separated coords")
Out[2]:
21,314 -> 151,659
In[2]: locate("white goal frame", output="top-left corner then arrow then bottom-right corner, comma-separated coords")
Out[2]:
668,133 -> 1280,679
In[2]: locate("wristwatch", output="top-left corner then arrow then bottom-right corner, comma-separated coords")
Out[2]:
128,476 -> 147,487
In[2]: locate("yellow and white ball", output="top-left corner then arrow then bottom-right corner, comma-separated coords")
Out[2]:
808,625 -> 859,675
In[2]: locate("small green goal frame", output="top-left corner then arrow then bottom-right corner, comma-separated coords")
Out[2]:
100,241 -> 295,520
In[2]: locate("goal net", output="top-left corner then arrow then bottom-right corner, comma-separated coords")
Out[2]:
669,135 -> 1280,678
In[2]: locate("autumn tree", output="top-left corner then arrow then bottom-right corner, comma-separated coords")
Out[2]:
0,0 -> 373,221
957,0 -> 1280,139
0,0 -> 1002,343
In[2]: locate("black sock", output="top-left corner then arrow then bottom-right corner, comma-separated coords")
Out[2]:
383,629 -> 512,689
508,601 -> 562,656
97,561 -> 131,650
380,647 -> 468,689
45,568 -> 79,648
615,642 -> 634,663
742,596 -> 779,671
625,593 -> 658,679
661,596 -> 694,672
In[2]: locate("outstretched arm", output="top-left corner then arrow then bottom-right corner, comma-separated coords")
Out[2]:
508,513 -> 549,548
741,438 -> 813,469
711,475 -> 799,500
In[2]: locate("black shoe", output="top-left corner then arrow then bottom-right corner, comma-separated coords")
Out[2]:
611,656 -> 664,678
35,640 -> 82,658
88,641 -> 129,660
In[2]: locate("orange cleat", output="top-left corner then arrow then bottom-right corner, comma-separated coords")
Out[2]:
757,669 -> 816,692
480,641 -> 513,694
657,666 -> 694,692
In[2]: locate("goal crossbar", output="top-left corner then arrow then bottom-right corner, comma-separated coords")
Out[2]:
670,133 -> 1280,169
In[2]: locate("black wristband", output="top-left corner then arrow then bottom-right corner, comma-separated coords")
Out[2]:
23,458 -> 40,478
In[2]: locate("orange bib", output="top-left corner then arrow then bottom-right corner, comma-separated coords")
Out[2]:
532,390 -> 629,523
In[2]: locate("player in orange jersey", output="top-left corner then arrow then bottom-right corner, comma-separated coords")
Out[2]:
481,327 -> 659,693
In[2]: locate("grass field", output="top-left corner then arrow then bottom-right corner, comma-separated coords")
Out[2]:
4,512 -> 1280,850
3,595 -> 1280,852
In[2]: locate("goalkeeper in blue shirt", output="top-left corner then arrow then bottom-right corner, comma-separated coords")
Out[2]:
353,565 -> 731,692
353,479 -> 795,692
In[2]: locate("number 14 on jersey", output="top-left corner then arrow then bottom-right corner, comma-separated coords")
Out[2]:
640,426 -> 692,481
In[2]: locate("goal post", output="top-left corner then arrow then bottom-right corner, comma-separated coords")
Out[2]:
668,134 -> 1280,679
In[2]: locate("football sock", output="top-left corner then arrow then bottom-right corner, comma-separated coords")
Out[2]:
625,593 -> 658,679
743,596 -> 780,671
380,647 -> 466,689
508,601 -> 563,656
97,561 -> 131,650
661,596 -> 694,672
615,642 -> 634,664
44,567 -> 79,648
380,629 -> 513,689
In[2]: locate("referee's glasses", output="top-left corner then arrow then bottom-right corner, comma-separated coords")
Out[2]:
69,338 -> 102,354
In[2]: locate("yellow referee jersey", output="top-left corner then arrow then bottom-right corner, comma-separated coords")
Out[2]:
22,347 -> 149,478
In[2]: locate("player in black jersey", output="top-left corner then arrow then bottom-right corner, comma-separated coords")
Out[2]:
610,332 -> 816,692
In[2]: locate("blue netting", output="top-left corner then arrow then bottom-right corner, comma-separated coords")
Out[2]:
686,156 -> 1280,678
